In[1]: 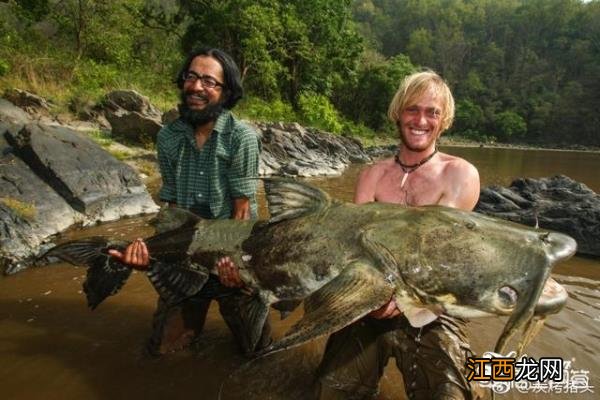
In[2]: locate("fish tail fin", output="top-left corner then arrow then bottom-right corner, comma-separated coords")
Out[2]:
42,238 -> 132,309
42,238 -> 115,266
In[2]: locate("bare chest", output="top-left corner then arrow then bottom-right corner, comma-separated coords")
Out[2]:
374,167 -> 444,206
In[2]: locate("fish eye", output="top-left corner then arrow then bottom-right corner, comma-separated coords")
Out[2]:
498,286 -> 518,308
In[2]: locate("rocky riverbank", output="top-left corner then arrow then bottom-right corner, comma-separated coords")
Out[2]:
0,89 -> 372,273
475,175 -> 600,257
2,88 -> 598,274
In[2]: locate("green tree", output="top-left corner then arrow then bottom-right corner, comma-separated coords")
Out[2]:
351,0 -> 600,145
180,0 -> 363,106
334,52 -> 416,131
493,110 -> 527,142
451,99 -> 485,139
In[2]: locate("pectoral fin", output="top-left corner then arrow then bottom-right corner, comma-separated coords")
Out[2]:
256,261 -> 393,356
233,293 -> 271,354
146,261 -> 210,306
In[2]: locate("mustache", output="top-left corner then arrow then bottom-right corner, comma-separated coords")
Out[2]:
184,91 -> 209,102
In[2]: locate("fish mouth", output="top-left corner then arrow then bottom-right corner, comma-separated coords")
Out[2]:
494,232 -> 576,354
533,277 -> 568,316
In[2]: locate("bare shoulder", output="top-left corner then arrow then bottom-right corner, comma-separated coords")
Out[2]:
437,152 -> 480,210
438,152 -> 479,180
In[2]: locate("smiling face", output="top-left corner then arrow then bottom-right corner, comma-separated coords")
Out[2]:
183,55 -> 225,110
398,90 -> 444,152
388,72 -> 455,154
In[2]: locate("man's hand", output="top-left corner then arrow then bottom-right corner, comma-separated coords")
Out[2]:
108,238 -> 150,270
232,198 -> 251,220
369,296 -> 402,319
216,256 -> 244,288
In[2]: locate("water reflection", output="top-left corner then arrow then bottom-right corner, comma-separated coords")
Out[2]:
0,146 -> 598,399
443,146 -> 600,192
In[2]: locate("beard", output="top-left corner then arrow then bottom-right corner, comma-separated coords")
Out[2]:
178,91 -> 225,128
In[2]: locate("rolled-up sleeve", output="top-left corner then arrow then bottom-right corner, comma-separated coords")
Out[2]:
227,128 -> 261,199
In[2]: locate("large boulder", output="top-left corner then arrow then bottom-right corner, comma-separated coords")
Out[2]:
0,124 -> 80,273
0,116 -> 159,274
475,175 -> 600,256
5,123 -> 158,221
102,90 -> 163,143
255,122 -> 371,177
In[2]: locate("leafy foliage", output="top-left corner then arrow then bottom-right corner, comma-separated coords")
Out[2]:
297,91 -> 344,134
351,0 -> 600,146
0,0 -> 598,146
334,53 -> 416,132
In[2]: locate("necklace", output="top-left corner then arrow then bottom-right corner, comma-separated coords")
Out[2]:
395,148 -> 438,188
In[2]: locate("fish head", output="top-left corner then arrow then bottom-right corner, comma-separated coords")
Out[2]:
372,206 -> 576,353
492,228 -> 576,354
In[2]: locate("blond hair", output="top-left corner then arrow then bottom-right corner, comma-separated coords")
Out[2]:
387,70 -> 455,133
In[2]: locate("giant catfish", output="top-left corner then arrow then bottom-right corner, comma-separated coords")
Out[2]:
44,178 -> 576,356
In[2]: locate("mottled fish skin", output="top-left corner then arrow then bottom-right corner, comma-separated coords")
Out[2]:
42,178 -> 577,356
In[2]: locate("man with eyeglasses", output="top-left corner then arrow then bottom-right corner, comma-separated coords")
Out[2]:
315,71 -> 486,400
109,47 -> 270,356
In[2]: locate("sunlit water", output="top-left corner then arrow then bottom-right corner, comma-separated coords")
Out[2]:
0,146 -> 598,399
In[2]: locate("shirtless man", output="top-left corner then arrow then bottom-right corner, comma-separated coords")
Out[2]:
316,71 -> 485,400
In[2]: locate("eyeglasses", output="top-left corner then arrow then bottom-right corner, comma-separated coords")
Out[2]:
182,71 -> 224,89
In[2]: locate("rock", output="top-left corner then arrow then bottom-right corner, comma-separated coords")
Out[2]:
254,121 -> 371,177
0,98 -> 32,125
0,120 -> 159,274
105,90 -> 162,117
162,108 -> 179,124
475,175 -> 600,256
102,90 -> 163,143
5,123 -> 159,221
3,89 -> 51,116
66,96 -> 111,130
0,125 -> 82,273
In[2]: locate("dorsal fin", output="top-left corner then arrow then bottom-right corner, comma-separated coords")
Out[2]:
150,206 -> 202,233
263,178 -> 332,223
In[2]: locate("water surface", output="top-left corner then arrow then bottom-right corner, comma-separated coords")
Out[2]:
1,146 -> 598,399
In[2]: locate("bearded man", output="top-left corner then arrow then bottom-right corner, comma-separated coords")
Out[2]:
110,47 -> 270,356
316,71 -> 486,400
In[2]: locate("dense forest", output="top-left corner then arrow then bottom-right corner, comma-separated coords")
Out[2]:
0,0 -> 598,146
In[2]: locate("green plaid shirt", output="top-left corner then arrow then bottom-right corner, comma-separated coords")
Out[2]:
157,110 -> 261,219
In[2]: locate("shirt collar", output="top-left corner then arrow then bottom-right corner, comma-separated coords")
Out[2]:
212,109 -> 231,134
177,109 -> 231,144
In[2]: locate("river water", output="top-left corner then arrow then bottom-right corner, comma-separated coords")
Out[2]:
0,146 -> 598,399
